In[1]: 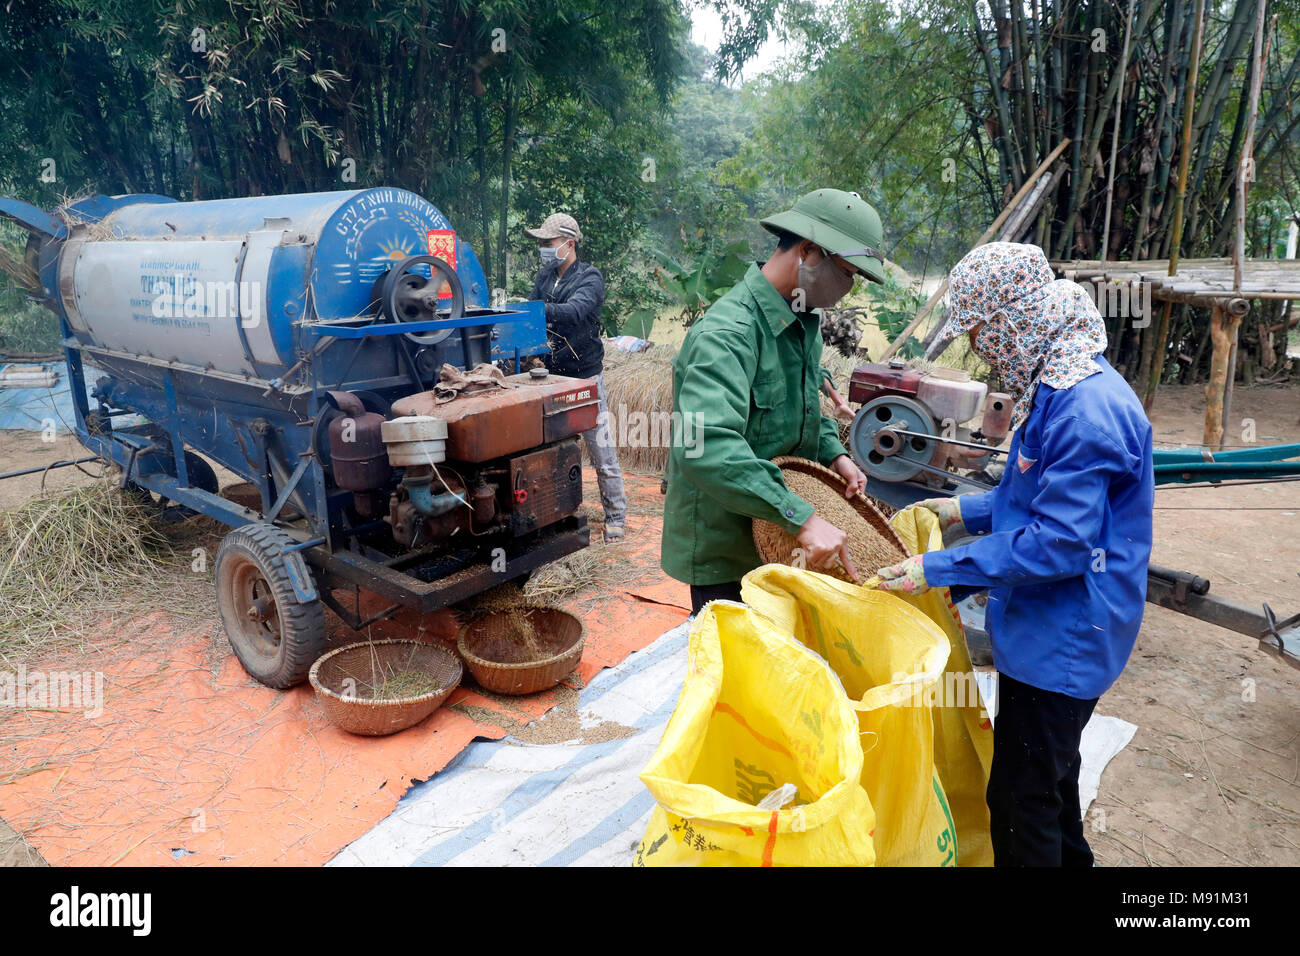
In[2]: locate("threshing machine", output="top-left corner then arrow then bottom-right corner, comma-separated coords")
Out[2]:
1,188 -> 597,687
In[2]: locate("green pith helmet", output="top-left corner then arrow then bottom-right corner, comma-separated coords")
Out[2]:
759,188 -> 886,283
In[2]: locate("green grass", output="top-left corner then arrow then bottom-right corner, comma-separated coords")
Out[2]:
0,298 -> 61,355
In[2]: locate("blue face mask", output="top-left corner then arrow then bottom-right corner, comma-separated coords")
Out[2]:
540,241 -> 570,267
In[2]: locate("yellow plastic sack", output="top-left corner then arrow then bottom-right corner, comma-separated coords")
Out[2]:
635,601 -> 877,867
741,565 -> 962,866
887,505 -> 996,867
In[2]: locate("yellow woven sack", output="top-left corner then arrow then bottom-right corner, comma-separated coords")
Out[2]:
886,504 -> 996,867
741,565 -> 961,866
634,601 -> 876,867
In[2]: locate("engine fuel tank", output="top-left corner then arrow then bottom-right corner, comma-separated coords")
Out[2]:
390,373 -> 600,462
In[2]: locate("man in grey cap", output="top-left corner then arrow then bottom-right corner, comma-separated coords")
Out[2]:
525,212 -> 627,543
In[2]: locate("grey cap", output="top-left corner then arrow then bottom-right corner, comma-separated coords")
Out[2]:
524,212 -> 582,242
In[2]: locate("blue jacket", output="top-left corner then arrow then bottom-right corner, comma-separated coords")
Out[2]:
922,357 -> 1154,700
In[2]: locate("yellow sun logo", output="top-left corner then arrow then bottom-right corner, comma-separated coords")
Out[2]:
377,238 -> 415,260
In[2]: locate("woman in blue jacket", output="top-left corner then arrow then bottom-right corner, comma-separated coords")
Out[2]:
874,242 -> 1154,867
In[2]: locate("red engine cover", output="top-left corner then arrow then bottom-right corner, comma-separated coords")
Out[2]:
390,373 -> 599,462
847,362 -> 923,406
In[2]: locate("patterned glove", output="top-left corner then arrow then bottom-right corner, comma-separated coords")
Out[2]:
873,554 -> 931,595
912,497 -> 965,536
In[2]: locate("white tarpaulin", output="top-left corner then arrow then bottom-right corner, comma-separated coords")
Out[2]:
332,622 -> 1136,866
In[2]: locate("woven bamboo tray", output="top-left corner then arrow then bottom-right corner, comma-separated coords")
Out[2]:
753,456 -> 909,582
310,640 -> 462,736
457,605 -> 585,696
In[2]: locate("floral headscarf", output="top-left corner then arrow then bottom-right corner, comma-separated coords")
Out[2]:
941,242 -> 1107,430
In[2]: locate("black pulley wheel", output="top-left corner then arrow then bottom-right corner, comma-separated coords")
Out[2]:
379,254 -> 466,346
214,523 -> 326,688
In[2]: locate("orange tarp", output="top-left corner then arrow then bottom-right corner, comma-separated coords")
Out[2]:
0,475 -> 687,865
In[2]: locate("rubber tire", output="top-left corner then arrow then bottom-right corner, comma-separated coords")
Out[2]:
214,523 -> 325,689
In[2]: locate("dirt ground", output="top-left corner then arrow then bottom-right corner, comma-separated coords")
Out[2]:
1093,382 -> 1300,866
1,381 -> 1298,866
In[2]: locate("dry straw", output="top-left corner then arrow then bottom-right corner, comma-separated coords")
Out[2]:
598,347 -> 677,474
0,480 -> 221,663
521,538 -> 642,607
0,242 -> 39,294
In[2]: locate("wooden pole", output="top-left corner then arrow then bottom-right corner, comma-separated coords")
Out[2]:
1204,305 -> 1245,447
1144,0 -> 1208,411
1213,3 -> 1269,445
1220,324 -> 1240,446
1100,0 -> 1137,263
881,138 -> 1071,362
1235,2 -> 1269,292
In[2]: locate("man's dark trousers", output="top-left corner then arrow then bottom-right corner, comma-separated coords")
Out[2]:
986,672 -> 1099,867
688,582 -> 743,616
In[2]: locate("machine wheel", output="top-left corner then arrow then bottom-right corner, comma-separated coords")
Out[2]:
848,395 -> 938,483
214,523 -> 325,688
377,254 -> 466,346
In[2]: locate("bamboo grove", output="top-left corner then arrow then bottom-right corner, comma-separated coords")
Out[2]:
968,0 -> 1300,384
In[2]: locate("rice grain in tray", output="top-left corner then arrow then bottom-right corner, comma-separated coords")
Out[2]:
753,456 -> 908,582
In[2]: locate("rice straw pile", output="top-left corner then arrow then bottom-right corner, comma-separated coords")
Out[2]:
598,347 -> 677,474
0,480 -> 219,662
357,643 -> 442,700
522,540 -> 642,611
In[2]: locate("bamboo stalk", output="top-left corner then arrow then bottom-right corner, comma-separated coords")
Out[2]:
1057,0 -> 1161,254
1143,0 -> 1208,409
1101,0 -> 1138,262
879,139 -> 1072,362
971,0 -> 1017,187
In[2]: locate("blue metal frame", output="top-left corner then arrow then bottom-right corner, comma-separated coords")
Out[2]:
0,189 -> 567,615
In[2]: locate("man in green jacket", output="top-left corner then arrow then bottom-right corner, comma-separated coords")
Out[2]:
661,189 -> 886,614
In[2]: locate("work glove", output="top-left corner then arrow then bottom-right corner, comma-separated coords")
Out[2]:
910,497 -> 967,545
870,554 -> 930,595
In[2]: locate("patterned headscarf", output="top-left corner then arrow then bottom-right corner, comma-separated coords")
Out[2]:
942,242 -> 1107,430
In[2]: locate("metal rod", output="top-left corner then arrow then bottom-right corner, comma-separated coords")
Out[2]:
0,455 -> 100,482
882,428 -> 1012,455
265,456 -> 312,524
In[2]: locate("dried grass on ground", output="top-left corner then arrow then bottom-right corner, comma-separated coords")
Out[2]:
0,480 -> 221,665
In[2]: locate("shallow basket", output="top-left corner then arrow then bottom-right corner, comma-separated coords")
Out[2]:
310,640 -> 462,736
220,481 -> 262,511
753,456 -> 909,583
456,605 -> 585,696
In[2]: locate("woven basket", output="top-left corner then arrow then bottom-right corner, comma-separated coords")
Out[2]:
310,640 -> 462,736
753,456 -> 909,582
457,605 -> 585,696
220,482 -> 262,511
